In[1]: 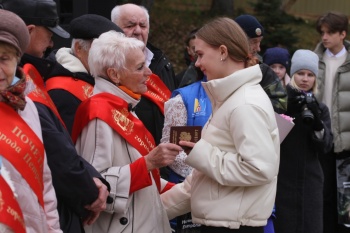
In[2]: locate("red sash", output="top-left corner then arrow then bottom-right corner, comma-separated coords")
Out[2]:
46,76 -> 93,101
22,63 -> 66,128
72,93 -> 161,191
0,102 -> 45,208
142,73 -> 171,115
0,176 -> 25,233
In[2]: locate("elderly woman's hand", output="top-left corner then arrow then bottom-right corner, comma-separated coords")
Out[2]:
145,143 -> 183,171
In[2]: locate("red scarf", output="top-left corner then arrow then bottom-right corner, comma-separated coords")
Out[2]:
0,77 -> 26,111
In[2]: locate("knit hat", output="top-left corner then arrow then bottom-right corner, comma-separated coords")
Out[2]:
235,14 -> 264,38
263,47 -> 290,69
290,49 -> 319,76
70,14 -> 124,40
0,9 -> 30,56
0,0 -> 70,39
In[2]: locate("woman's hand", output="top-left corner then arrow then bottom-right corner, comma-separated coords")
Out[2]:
179,141 -> 195,155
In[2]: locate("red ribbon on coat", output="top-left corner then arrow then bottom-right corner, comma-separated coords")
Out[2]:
72,92 -> 161,191
142,73 -> 171,115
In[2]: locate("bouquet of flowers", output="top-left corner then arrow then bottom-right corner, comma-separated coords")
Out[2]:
275,113 -> 295,143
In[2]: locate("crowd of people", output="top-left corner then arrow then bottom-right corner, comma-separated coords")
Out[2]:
0,0 -> 349,233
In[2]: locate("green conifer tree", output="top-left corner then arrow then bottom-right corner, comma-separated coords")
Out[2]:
251,0 -> 299,54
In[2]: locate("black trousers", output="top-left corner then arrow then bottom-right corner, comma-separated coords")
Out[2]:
320,148 -> 350,233
200,225 -> 264,233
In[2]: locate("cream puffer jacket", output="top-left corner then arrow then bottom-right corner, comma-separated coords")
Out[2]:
161,65 -> 280,229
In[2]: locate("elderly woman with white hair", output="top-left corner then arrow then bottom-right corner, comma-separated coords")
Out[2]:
0,9 -> 61,233
72,30 -> 182,233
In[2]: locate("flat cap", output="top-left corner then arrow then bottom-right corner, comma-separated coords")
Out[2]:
0,0 -> 70,38
0,9 -> 30,56
70,14 -> 124,40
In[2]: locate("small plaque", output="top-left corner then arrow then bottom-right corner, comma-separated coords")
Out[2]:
170,126 -> 202,149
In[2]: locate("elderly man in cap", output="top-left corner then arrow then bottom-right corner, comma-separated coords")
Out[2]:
0,1 -> 110,233
235,14 -> 287,114
111,3 -> 177,145
0,0 -> 69,59
45,14 -> 124,134
111,3 -> 178,181
235,14 -> 264,61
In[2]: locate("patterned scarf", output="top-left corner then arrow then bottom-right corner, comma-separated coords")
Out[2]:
0,77 -> 26,111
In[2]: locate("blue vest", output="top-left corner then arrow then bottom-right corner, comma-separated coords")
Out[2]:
171,80 -> 212,127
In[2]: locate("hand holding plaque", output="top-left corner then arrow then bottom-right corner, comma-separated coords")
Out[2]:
170,126 -> 202,154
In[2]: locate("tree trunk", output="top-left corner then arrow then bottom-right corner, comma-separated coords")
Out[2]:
210,0 -> 234,16
281,0 -> 297,12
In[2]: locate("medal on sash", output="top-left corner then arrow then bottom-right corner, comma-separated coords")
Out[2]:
72,93 -> 162,191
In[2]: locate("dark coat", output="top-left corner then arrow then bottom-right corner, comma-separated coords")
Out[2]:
135,42 -> 176,145
45,50 -> 95,135
259,63 -> 287,114
34,102 -> 100,233
275,86 -> 333,233
21,54 -> 109,233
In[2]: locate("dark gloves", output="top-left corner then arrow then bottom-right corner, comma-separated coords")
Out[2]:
286,96 -> 304,115
306,95 -> 324,131
286,84 -> 304,115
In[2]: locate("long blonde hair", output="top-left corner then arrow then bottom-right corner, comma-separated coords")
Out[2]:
195,17 -> 258,68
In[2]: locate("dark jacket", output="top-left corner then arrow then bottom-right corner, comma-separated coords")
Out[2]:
259,63 -> 287,114
21,54 -> 108,233
34,102 -> 101,233
45,49 -> 95,134
135,42 -> 176,145
275,85 -> 333,233
175,49 -> 196,87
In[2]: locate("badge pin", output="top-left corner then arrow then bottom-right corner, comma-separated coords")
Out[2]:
255,28 -> 262,36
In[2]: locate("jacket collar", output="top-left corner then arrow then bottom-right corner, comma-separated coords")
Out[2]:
55,48 -> 88,74
201,64 -> 262,105
315,40 -> 350,58
93,77 -> 139,109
